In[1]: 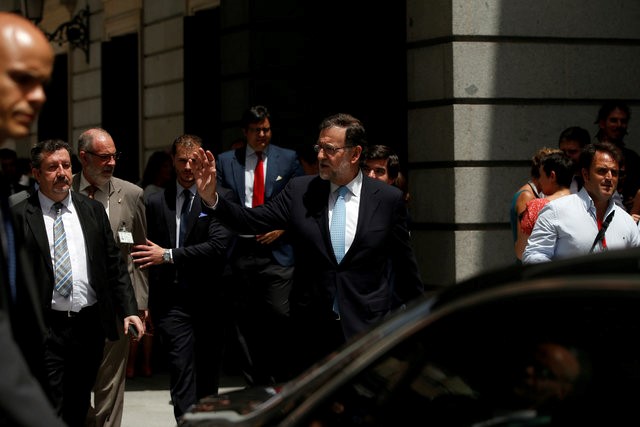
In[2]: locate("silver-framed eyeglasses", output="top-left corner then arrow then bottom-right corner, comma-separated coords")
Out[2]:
313,144 -> 353,156
85,151 -> 121,161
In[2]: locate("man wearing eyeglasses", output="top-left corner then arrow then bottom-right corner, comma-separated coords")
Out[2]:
73,128 -> 149,427
195,113 -> 425,378
215,105 -> 305,385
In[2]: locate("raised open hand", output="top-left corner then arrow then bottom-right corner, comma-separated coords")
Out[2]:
194,147 -> 218,206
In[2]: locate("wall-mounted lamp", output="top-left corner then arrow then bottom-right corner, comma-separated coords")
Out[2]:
20,0 -> 90,63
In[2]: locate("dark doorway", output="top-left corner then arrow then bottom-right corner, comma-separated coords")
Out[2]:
38,54 -> 69,143
101,33 -> 140,183
234,0 -> 408,163
302,0 -> 408,160
184,8 -> 221,154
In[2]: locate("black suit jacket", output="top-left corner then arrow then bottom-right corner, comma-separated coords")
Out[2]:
210,174 -> 425,339
145,183 -> 232,312
0,186 -> 64,426
11,191 -> 138,341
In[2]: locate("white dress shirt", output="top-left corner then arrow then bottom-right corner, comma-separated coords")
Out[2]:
40,192 -> 95,312
523,188 -> 640,264
329,171 -> 363,256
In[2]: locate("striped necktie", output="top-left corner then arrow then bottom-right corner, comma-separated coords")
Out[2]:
53,202 -> 73,297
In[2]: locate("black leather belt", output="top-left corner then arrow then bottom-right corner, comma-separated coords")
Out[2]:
49,304 -> 97,321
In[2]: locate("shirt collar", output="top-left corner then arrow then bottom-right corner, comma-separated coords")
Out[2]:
330,170 -> 363,197
79,173 -> 110,195
176,181 -> 196,197
246,145 -> 269,158
38,191 -> 73,214
577,186 -> 616,214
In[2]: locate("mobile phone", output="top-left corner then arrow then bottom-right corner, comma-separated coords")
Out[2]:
128,324 -> 139,339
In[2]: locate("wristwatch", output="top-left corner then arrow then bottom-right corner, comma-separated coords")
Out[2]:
162,249 -> 172,263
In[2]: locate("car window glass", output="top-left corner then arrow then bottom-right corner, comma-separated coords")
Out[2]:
299,289 -> 640,426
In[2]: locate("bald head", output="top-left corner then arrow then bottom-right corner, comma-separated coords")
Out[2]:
0,12 -> 54,143
78,128 -> 118,186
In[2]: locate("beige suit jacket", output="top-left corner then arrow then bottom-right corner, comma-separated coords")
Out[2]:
72,174 -> 148,309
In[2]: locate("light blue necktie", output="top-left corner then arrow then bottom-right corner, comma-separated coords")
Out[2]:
330,186 -> 348,318
330,186 -> 348,263
53,202 -> 73,297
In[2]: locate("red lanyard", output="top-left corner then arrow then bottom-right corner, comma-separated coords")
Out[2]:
597,218 -> 607,249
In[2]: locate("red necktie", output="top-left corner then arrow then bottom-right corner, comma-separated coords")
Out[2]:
252,152 -> 264,207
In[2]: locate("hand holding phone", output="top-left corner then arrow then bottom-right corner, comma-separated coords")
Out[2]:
128,324 -> 139,340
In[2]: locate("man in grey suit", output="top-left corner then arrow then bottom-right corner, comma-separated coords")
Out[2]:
73,128 -> 148,427
194,113 -> 426,377
0,12 -> 65,426
11,140 -> 144,427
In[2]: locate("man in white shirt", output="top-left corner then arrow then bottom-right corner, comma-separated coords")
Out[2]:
523,141 -> 640,264
11,140 -> 144,426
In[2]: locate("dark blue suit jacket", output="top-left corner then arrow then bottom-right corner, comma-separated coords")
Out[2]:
11,191 -> 138,341
1,183 -> 64,426
215,145 -> 305,266
207,174 -> 424,340
145,183 -> 232,313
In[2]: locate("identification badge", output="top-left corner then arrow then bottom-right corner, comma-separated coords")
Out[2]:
118,230 -> 134,244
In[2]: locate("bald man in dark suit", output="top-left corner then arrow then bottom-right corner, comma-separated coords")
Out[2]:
0,11 -> 65,426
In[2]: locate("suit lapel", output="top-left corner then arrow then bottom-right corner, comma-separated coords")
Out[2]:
303,177 -> 334,262
108,180 -> 123,235
24,195 -> 53,277
232,148 -> 247,205
348,179 -> 381,259
354,179 -> 379,238
71,193 -> 96,263
264,147 -> 279,200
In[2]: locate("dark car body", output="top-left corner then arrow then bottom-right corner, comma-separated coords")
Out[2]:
180,248 -> 640,426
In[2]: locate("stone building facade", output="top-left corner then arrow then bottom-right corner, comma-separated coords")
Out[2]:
5,0 -> 639,285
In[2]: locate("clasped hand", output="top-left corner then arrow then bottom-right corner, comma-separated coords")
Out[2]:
130,239 -> 165,269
